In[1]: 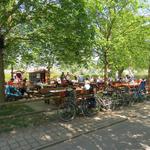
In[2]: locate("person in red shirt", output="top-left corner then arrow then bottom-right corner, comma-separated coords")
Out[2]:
7,78 -> 14,86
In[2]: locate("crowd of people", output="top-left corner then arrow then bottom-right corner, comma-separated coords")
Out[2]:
58,72 -> 147,94
5,78 -> 28,100
59,72 -> 103,84
4,71 -> 147,101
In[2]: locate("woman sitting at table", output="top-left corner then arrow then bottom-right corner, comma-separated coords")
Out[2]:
125,75 -> 131,82
84,78 -> 91,90
7,78 -> 14,86
5,85 -> 22,100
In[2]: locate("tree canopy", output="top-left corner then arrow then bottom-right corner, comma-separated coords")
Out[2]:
86,0 -> 150,82
0,0 -> 149,102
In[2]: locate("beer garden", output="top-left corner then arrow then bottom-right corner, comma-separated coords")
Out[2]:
0,0 -> 150,132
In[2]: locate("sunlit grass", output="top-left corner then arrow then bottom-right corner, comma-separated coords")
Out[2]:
5,73 -> 11,82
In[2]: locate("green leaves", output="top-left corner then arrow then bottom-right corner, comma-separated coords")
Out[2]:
0,0 -> 149,75
89,0 -> 149,76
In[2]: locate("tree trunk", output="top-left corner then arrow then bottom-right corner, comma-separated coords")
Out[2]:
148,60 -> 150,94
118,67 -> 124,79
104,50 -> 108,89
0,35 -> 5,103
47,67 -> 51,84
11,64 -> 13,79
47,62 -> 51,84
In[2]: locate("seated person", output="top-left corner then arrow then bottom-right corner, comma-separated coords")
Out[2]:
125,75 -> 132,83
53,80 -> 60,87
84,79 -> 91,90
65,72 -> 71,81
138,79 -> 146,93
7,78 -> 14,86
5,85 -> 22,98
18,78 -> 27,95
84,79 -> 94,94
34,79 -> 44,90
78,74 -> 85,83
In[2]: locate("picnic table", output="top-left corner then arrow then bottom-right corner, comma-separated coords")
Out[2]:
49,88 -> 93,97
44,87 -> 94,105
109,82 -> 140,95
49,89 -> 66,97
111,82 -> 139,88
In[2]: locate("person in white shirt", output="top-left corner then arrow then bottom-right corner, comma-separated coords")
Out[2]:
84,78 -> 91,90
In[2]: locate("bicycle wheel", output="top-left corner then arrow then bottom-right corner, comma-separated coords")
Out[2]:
82,98 -> 100,117
98,96 -> 112,111
57,102 -> 76,121
111,100 -> 117,110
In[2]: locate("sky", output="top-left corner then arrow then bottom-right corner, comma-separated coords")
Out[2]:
139,0 -> 150,16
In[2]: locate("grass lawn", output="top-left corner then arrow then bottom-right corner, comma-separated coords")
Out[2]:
135,69 -> 148,79
4,72 -> 29,81
0,103 -> 56,133
5,73 -> 11,82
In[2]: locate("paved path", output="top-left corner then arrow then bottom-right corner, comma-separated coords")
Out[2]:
43,101 -> 150,150
0,101 -> 149,150
44,119 -> 150,150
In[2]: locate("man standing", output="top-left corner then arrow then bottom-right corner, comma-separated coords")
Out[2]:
65,72 -> 71,81
60,72 -> 66,84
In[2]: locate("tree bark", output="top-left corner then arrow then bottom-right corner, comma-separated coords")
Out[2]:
47,61 -> 51,84
47,67 -> 51,84
11,64 -> 14,79
0,35 -> 5,103
118,67 -> 124,79
148,60 -> 150,94
104,50 -> 108,89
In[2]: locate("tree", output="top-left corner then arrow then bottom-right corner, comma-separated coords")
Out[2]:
32,41 -> 56,84
0,0 -> 94,103
87,0 -> 149,85
0,0 -> 51,102
24,0 -> 95,78
48,0 -> 94,65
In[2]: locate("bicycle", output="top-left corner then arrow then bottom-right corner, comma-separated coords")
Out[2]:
94,92 -> 112,111
95,90 -> 128,110
57,87 -> 100,121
